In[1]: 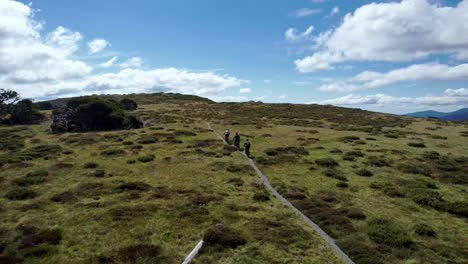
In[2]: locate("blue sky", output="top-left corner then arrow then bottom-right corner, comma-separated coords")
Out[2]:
1,0 -> 468,114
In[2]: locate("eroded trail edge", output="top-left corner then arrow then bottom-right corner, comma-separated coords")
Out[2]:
207,122 -> 355,264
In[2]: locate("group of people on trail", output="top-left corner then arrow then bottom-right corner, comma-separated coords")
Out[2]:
224,129 -> 251,158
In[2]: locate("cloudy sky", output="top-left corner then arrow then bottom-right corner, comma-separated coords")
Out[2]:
1,0 -> 468,114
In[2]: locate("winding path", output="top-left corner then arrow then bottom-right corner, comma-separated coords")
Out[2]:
206,122 -> 355,264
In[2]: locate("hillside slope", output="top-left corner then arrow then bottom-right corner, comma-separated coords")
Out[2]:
0,94 -> 467,264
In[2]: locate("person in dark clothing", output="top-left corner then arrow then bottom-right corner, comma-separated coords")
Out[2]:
233,132 -> 240,149
224,129 -> 231,144
244,139 -> 251,158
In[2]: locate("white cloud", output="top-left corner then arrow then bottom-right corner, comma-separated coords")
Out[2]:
296,0 -> 468,72
211,96 -> 248,102
278,94 -> 288,99
319,63 -> 468,92
285,26 -> 314,42
239,88 -> 252,94
292,8 -> 321,18
316,89 -> 468,106
120,57 -> 143,68
87,39 -> 110,54
0,1 -> 248,100
99,56 -> 118,68
444,88 -> 468,96
0,1 -> 91,83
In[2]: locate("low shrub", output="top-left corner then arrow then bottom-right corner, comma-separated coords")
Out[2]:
5,188 -> 38,200
50,191 -> 77,203
367,218 -> 413,248
253,191 -> 270,202
101,149 -> 126,157
83,162 -> 98,169
109,204 -> 158,221
336,182 -> 349,188
323,169 -> 348,181
356,169 -> 373,177
92,169 -> 106,178
315,158 -> 339,167
227,177 -> 244,186
20,229 -> 62,248
408,142 -> 426,148
137,154 -> 155,163
118,182 -> 152,192
203,224 -> 246,249
117,244 -> 161,263
414,223 -> 436,237
367,156 -> 391,167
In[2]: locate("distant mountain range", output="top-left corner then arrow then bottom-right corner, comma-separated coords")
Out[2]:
404,108 -> 468,121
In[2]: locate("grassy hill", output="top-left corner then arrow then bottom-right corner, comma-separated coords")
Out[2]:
0,93 -> 467,264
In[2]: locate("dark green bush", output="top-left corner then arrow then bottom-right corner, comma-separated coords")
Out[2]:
101,149 -> 126,157
367,218 -> 412,248
336,182 -> 349,188
119,98 -> 138,111
203,224 -> 246,249
50,97 -> 142,133
367,156 -> 391,167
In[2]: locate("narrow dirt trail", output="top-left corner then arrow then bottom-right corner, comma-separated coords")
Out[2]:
206,122 -> 355,264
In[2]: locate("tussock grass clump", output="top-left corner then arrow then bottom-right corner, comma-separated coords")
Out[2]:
397,163 -> 432,176
265,146 -> 309,156
227,177 -> 244,186
356,169 -> 373,177
329,148 -> 343,154
62,134 -> 98,145
430,135 -> 447,140
341,136 -> 360,143
323,169 -> 348,181
336,182 -> 349,188
137,154 -> 155,163
101,148 -> 126,157
14,169 -> 49,186
136,134 -> 161,144
5,188 -> 38,200
20,228 -> 62,249
408,142 -> 426,148
343,150 -> 365,161
109,204 -> 158,221
83,162 -> 98,169
422,151 -> 440,160
253,191 -> 270,202
191,139 -> 219,148
117,244 -> 161,263
118,182 -> 152,192
338,238 -> 383,264
367,219 -> 412,248
414,223 -> 436,237
91,169 -> 106,178
203,224 -> 246,249
366,156 -> 391,167
315,158 -> 339,167
50,191 -> 77,203
226,164 -> 251,174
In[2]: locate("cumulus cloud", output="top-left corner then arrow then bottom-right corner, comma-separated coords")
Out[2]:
120,57 -> 143,68
285,26 -> 314,42
316,89 -> 468,106
87,39 -> 110,54
239,88 -> 252,94
291,8 -> 321,18
0,1 -> 248,100
0,0 -> 91,83
296,0 -> 468,72
319,63 -> 468,92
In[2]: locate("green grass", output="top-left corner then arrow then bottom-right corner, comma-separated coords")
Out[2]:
0,99 -> 466,263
